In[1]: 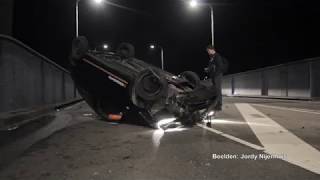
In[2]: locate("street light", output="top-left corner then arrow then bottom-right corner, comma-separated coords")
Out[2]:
189,0 -> 198,8
76,0 -> 104,37
189,0 -> 214,46
102,43 -> 109,50
94,0 -> 103,3
150,44 -> 156,49
149,44 -> 164,70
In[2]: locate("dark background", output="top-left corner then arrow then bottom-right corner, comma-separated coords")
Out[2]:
12,0 -> 320,76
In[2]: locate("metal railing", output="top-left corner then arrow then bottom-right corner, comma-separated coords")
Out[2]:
0,35 -> 80,114
222,57 -> 320,100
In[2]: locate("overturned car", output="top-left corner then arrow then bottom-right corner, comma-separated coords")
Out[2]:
70,37 -> 217,129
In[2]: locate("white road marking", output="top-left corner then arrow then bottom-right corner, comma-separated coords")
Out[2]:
252,103 -> 320,115
197,123 -> 265,151
235,103 -> 320,174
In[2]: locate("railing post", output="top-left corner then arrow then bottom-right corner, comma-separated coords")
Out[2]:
231,76 -> 235,95
62,73 -> 66,101
40,61 -> 45,104
74,86 -> 77,99
309,61 -> 313,99
285,65 -> 289,97
261,71 -> 268,96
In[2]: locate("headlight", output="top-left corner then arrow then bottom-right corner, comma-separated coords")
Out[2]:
207,111 -> 215,116
156,117 -> 177,129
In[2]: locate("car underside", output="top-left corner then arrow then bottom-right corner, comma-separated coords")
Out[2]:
70,37 -> 218,129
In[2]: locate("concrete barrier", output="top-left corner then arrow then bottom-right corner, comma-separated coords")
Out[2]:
0,35 -> 80,124
222,76 -> 233,95
311,60 -> 320,98
223,57 -> 320,100
233,72 -> 262,96
263,67 -> 287,97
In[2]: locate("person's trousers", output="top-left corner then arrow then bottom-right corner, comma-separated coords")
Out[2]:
211,74 -> 223,110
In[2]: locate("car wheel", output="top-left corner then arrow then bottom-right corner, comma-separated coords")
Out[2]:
134,69 -> 168,102
71,36 -> 89,66
180,71 -> 200,88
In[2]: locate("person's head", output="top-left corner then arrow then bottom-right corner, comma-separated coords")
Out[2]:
206,45 -> 216,56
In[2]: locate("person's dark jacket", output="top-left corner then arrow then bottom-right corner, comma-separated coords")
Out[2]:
205,53 -> 228,78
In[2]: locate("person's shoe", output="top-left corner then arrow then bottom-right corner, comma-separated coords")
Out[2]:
206,122 -> 212,128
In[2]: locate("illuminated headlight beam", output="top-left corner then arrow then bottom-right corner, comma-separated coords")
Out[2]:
156,117 -> 177,129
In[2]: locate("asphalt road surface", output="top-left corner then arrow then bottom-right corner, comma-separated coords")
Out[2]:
0,97 -> 320,180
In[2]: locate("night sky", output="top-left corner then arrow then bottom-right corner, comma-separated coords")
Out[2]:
13,0 -> 320,76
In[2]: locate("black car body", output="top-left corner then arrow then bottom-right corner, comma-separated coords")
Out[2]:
70,37 -> 217,128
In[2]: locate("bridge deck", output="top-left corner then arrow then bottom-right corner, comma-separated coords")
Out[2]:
0,97 -> 319,179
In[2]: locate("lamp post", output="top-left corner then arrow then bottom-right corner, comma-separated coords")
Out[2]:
76,0 -> 80,37
209,5 -> 214,46
189,0 -> 214,46
76,0 -> 103,37
150,44 -> 164,70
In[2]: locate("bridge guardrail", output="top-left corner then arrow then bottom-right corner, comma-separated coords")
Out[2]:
0,35 -> 81,129
222,57 -> 320,100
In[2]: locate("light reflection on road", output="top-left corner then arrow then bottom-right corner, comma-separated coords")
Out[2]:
151,127 -> 189,148
203,119 -> 274,127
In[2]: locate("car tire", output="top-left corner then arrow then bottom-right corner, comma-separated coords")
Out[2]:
134,69 -> 168,102
116,42 -> 135,58
180,71 -> 200,88
71,36 -> 89,65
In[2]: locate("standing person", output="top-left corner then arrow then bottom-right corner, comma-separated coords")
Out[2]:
205,45 -> 228,112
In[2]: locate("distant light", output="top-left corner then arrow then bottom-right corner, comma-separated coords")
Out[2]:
103,44 -> 109,49
208,111 -> 215,116
189,0 -> 198,8
150,44 -> 156,49
94,0 -> 103,4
